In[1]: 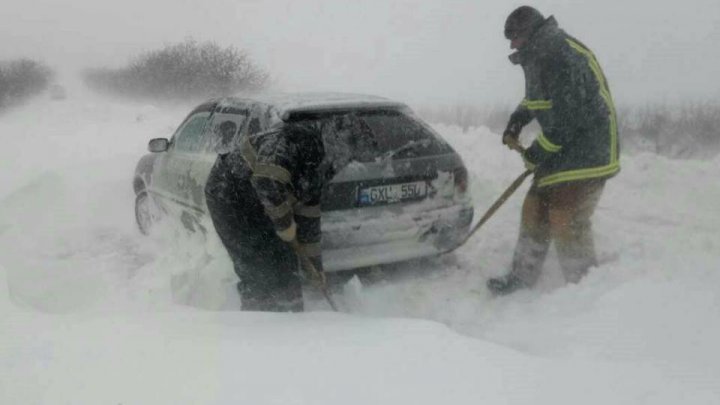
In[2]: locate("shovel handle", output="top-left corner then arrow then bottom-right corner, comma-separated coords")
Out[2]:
289,240 -> 339,312
443,140 -> 531,254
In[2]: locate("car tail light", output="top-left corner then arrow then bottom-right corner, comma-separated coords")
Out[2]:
454,167 -> 468,194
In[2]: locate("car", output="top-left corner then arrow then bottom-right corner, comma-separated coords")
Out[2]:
49,84 -> 67,100
133,93 -> 473,271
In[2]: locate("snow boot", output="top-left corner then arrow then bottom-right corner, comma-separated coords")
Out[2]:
486,274 -> 527,296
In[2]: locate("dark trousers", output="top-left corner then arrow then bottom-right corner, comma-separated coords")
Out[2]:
206,190 -> 302,312
510,179 -> 605,286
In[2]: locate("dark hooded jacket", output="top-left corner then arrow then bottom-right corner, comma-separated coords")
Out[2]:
507,16 -> 620,187
205,121 -> 327,264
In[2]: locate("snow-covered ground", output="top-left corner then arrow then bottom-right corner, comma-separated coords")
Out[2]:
1,84 -> 719,404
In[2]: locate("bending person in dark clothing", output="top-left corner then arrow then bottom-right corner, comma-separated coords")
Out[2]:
205,118 -> 348,312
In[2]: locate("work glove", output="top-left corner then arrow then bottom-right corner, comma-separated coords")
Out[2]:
502,123 -> 522,151
301,255 -> 327,289
521,151 -> 536,171
276,220 -> 297,242
288,239 -> 327,289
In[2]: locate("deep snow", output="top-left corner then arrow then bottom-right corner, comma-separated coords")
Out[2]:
1,83 -> 719,404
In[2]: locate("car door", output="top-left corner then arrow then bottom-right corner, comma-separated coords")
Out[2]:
188,104 -> 250,211
152,102 -> 215,212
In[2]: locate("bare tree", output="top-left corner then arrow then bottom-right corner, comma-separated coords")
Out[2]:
83,39 -> 269,101
0,59 -> 53,110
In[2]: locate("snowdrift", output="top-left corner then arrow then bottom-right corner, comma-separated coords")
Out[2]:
1,88 -> 718,404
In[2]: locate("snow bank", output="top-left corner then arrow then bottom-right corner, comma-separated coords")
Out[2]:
0,264 -> 9,315
2,310 -> 716,405
1,89 -> 719,404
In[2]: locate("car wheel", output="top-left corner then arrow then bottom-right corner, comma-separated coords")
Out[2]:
135,191 -> 161,235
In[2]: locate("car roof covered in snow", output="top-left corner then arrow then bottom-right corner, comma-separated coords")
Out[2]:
221,92 -> 408,119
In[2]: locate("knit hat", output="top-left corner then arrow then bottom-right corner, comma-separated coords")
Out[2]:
504,6 -> 545,40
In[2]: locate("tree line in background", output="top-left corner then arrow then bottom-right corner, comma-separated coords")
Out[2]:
0,59 -> 53,110
0,39 -> 716,159
1,39 -> 269,112
618,103 -> 720,159
417,103 -> 720,159
82,39 -> 269,101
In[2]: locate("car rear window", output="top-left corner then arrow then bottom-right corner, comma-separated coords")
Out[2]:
288,109 -> 451,162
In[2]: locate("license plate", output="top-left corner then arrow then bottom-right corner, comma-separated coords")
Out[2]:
358,181 -> 427,206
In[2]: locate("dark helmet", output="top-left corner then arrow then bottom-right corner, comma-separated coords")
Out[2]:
214,120 -> 238,152
504,6 -> 545,40
218,120 -> 237,139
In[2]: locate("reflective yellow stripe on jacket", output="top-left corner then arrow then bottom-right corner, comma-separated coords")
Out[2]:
240,137 -> 292,184
537,39 -> 620,187
521,98 -> 553,111
537,132 -> 561,153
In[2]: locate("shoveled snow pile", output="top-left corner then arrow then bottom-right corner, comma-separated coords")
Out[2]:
1,86 -> 718,404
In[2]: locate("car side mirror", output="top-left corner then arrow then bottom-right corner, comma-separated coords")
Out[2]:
148,138 -> 169,153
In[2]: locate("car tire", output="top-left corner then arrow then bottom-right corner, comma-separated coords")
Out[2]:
135,191 -> 161,235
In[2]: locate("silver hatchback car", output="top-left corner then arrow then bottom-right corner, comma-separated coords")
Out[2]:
133,93 -> 473,271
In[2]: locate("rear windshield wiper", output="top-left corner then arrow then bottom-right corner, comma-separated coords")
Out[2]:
379,138 -> 432,163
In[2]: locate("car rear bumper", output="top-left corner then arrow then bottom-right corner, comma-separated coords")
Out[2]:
321,204 -> 473,271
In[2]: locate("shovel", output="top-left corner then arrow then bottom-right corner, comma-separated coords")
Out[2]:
443,137 -> 531,254
289,240 -> 339,311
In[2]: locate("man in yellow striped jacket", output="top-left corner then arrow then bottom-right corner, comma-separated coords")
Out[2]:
487,6 -> 620,295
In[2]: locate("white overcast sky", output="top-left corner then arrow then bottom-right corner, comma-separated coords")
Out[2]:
2,0 -> 719,105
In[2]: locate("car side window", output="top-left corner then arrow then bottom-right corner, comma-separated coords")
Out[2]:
248,117 -> 261,135
173,112 -> 211,153
239,107 -> 264,137
203,107 -> 249,153
239,104 -> 277,138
